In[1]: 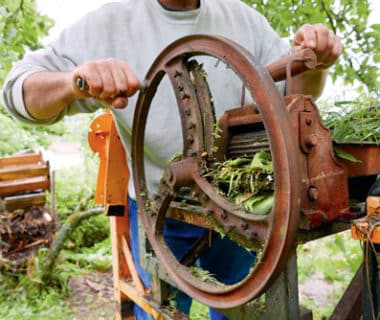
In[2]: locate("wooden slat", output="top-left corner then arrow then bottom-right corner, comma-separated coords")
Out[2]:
121,235 -> 146,294
0,153 -> 44,167
0,176 -> 49,196
4,192 -> 46,211
0,163 -> 49,181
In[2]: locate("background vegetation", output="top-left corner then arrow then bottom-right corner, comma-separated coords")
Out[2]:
0,0 -> 378,319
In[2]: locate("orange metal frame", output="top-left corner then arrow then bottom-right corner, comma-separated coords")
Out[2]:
88,110 -> 154,320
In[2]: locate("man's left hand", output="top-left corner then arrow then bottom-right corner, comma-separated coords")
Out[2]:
293,24 -> 342,69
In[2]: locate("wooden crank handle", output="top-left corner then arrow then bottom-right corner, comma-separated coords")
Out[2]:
75,77 -> 147,97
75,76 -> 89,92
266,48 -> 317,82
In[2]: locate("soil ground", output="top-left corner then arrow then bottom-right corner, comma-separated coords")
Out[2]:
66,271 -> 334,319
67,272 -> 115,320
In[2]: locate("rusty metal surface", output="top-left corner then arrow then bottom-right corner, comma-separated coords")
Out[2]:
285,95 -> 353,229
337,143 -> 380,177
266,48 -> 317,82
132,35 -> 301,308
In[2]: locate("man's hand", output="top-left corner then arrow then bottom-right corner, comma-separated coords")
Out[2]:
72,58 -> 140,109
293,24 -> 342,70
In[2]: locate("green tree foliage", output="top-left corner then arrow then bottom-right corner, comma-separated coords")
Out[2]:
243,0 -> 380,95
0,1 -> 62,153
0,0 -> 53,84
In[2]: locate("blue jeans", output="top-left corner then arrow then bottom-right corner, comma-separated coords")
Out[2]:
128,197 -> 255,319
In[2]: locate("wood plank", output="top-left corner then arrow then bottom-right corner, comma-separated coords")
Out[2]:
4,192 -> 46,211
0,163 -> 49,181
121,235 -> 145,294
0,153 -> 44,167
0,176 -> 50,196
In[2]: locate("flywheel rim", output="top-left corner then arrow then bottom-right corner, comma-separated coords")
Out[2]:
132,34 -> 301,308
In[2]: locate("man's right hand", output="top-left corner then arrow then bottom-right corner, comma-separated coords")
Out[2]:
71,59 -> 140,109
23,59 -> 140,121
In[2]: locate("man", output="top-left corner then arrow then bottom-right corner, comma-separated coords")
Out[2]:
3,0 -> 341,319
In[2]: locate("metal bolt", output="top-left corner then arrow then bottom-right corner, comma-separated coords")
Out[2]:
174,70 -> 182,77
188,122 -> 195,129
178,84 -> 184,91
240,222 -> 248,230
202,194 -> 209,201
305,134 -> 318,147
308,186 -> 319,201
220,210 -> 227,219
305,118 -> 312,126
184,108 -> 191,116
181,92 -> 190,100
187,136 -> 194,144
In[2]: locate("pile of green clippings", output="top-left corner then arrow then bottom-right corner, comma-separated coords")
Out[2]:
322,99 -> 380,144
205,151 -> 274,214
204,98 -> 380,214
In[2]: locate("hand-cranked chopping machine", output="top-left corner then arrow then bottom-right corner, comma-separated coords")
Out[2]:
87,35 -> 380,319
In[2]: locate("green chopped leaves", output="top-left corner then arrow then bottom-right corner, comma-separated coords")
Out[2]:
322,98 -> 380,145
204,151 -> 274,214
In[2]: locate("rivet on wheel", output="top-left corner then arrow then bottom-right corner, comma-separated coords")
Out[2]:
181,92 -> 190,100
240,222 -> 248,230
187,136 -> 194,144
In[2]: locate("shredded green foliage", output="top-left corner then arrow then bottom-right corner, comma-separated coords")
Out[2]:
187,266 -> 218,283
322,99 -> 380,144
205,151 -> 274,214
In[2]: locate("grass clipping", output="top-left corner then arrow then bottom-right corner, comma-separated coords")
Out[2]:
204,151 -> 274,214
322,99 -> 380,144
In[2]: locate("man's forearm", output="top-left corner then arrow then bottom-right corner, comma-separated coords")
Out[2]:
289,68 -> 328,100
23,71 -> 76,120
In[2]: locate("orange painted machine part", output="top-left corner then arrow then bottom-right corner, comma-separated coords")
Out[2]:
88,109 -> 129,209
351,196 -> 380,244
88,111 -> 160,320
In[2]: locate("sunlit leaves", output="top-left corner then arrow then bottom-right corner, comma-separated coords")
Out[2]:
0,0 -> 53,84
243,0 -> 379,95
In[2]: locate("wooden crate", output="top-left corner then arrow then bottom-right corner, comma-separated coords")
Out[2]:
0,152 -> 50,211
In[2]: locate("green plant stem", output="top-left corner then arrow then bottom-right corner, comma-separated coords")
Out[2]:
41,207 -> 104,282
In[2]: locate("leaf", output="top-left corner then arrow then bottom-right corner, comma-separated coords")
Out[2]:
334,147 -> 362,162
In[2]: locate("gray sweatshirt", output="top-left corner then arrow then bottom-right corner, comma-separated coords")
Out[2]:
2,0 -> 289,198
